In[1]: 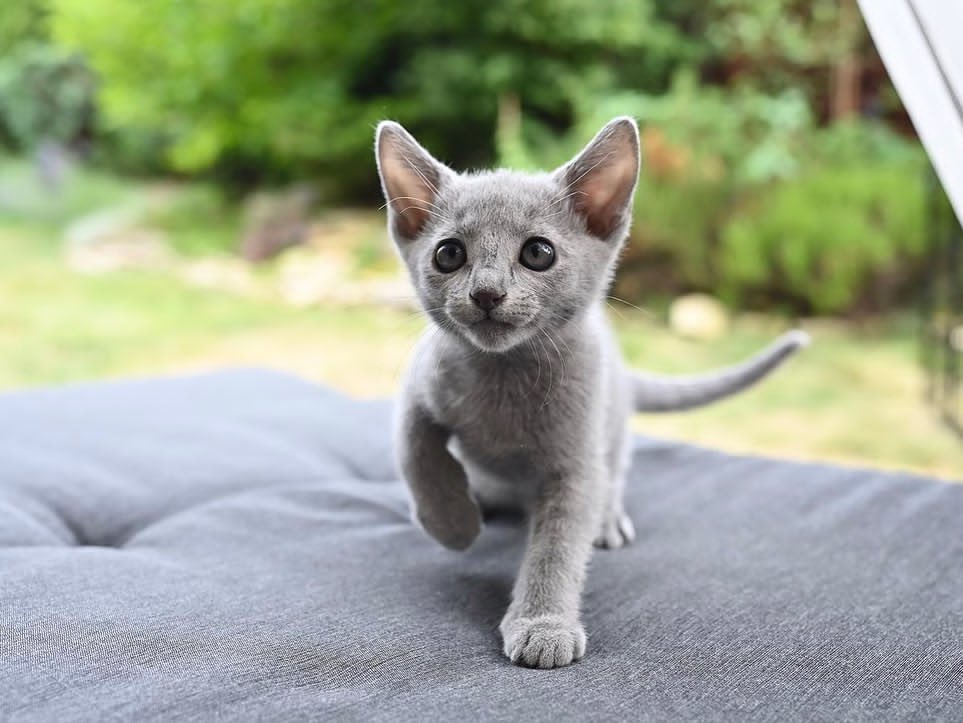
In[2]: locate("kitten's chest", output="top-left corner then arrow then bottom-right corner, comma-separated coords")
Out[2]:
432,350 -> 596,463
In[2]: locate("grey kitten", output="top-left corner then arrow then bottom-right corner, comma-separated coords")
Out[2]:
375,117 -> 808,669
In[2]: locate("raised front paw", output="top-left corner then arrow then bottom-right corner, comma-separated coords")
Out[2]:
593,511 -> 635,549
499,614 -> 586,669
413,493 -> 482,551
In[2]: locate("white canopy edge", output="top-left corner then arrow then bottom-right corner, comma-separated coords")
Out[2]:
859,0 -> 963,225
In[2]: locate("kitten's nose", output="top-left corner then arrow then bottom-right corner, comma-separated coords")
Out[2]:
470,289 -> 506,312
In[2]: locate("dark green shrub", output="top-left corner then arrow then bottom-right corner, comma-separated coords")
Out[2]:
713,120 -> 927,313
719,160 -> 926,313
627,177 -> 733,290
0,42 -> 96,151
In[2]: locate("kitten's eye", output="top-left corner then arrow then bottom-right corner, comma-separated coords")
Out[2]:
519,237 -> 555,271
434,239 -> 466,273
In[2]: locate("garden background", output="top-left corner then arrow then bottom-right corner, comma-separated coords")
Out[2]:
1,0 -> 959,476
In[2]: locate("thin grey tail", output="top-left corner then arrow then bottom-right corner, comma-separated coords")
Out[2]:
631,330 -> 810,413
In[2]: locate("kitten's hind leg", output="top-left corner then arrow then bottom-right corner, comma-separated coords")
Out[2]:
594,505 -> 635,549
593,431 -> 635,550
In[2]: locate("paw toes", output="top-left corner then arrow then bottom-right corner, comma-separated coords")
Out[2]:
617,514 -> 636,543
537,639 -> 559,669
500,615 -> 586,669
593,512 -> 635,549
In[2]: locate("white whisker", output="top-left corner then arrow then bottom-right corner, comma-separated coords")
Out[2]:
400,152 -> 440,196
539,150 -> 613,215
534,331 -> 554,410
605,295 -> 654,318
380,196 -> 447,214
395,205 -> 447,220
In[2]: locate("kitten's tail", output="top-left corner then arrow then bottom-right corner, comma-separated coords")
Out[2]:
631,330 -> 809,413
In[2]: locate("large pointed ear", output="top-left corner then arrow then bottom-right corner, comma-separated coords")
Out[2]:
553,116 -> 641,239
375,121 -> 453,240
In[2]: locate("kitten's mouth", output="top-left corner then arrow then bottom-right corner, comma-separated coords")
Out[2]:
459,315 -> 532,352
441,307 -> 533,351
471,317 -> 515,330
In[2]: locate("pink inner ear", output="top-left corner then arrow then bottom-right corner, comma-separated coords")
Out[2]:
380,150 -> 438,239
558,117 -> 640,240
573,153 -> 638,239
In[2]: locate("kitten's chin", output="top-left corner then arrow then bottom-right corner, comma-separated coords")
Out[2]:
461,319 -> 529,353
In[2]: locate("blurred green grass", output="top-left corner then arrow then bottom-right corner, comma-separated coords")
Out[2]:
0,161 -> 959,479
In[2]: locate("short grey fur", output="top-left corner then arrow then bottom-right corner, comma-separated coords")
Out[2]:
375,117 -> 808,668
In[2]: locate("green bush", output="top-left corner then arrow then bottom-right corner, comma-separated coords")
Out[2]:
589,78 -> 811,300
0,42 -> 95,151
627,177 -> 733,289
580,82 -> 929,314
625,72 -> 813,184
719,161 -> 926,314
717,121 -> 927,314
0,0 -> 47,50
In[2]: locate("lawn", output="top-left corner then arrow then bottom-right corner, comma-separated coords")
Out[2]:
1,160 -> 960,479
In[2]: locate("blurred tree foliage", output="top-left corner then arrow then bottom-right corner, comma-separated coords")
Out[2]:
496,66 -> 926,315
0,0 -> 48,52
0,43 -> 96,150
0,0 -> 86,150
49,0 -> 690,193
0,0 -> 930,313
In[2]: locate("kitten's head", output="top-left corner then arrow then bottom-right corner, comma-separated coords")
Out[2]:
375,117 -> 640,353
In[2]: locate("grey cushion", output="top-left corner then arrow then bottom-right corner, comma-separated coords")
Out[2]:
1,370 -> 961,721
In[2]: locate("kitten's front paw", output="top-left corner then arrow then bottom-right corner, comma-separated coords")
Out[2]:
499,614 -> 586,669
593,511 -> 636,549
413,495 -> 482,551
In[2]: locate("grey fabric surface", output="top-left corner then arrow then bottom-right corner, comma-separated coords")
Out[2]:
1,369 -> 960,722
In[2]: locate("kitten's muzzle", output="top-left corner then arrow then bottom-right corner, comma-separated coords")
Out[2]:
470,289 -> 506,312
